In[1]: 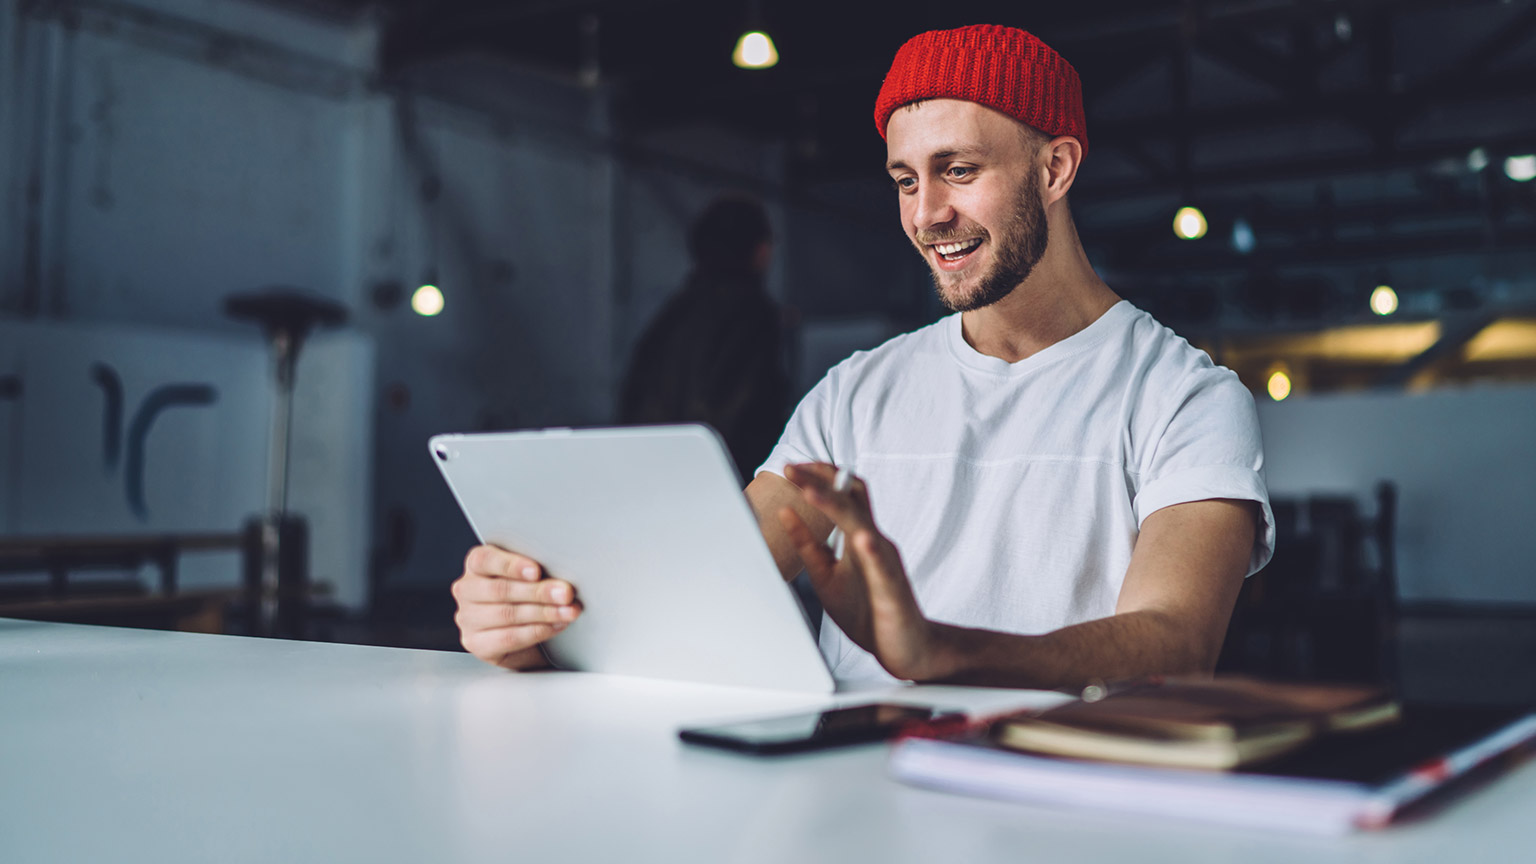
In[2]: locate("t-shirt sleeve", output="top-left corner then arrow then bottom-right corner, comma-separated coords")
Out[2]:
1133,368 -> 1276,576
756,367 -> 839,479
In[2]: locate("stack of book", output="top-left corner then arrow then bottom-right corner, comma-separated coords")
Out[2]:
890,677 -> 1536,834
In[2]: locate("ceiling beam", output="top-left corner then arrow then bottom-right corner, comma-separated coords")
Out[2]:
1391,2 -> 1536,131
1080,40 -> 1168,109
1099,224 -> 1536,273
1190,19 -> 1306,99
1093,64 -> 1536,142
1087,182 -> 1531,245
1074,128 -> 1536,201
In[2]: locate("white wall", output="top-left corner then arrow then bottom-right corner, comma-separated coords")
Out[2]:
288,332 -> 375,607
1,0 -> 377,606
1258,384 -> 1536,604
0,319 -> 267,589
358,82 -> 622,590
52,31 -> 355,325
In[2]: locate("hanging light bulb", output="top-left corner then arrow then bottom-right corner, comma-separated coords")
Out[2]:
733,30 -> 778,69
1505,154 -> 1536,182
412,284 -> 444,317
1370,285 -> 1398,316
1173,206 -> 1208,240
1267,367 -> 1293,402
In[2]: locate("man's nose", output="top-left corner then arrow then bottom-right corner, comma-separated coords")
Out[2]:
912,181 -> 956,233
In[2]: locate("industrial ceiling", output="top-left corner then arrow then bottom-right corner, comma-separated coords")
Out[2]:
272,0 -> 1536,384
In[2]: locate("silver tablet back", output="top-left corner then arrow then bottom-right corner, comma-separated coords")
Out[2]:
430,425 -> 834,693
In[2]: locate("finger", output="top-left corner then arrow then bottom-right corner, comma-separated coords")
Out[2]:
465,545 -> 543,581
454,574 -> 576,606
784,463 -> 874,535
461,622 -> 569,663
457,598 -> 583,631
785,462 -> 870,510
778,507 -> 839,588
849,530 -> 911,613
783,461 -> 837,489
846,531 -> 926,677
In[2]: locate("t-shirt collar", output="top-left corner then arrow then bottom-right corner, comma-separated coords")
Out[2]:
945,299 -> 1133,376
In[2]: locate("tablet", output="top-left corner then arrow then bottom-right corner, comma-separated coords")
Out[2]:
429,425 -> 835,693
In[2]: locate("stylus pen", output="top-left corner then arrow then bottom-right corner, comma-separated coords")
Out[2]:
831,466 -> 852,559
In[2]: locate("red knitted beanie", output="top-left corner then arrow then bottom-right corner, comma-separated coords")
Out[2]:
874,24 -> 1088,157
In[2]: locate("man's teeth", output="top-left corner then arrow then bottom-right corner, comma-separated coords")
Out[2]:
934,238 -> 982,257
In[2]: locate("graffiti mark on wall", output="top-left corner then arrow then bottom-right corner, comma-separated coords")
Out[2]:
88,364 -> 220,520
124,384 -> 219,519
90,363 -> 123,470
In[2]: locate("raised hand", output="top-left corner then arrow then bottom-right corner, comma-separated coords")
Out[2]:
777,462 -> 941,681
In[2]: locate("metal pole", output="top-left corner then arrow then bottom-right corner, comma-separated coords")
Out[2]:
261,328 -> 298,633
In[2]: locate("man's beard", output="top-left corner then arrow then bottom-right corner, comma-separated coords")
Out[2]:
922,176 -> 1050,313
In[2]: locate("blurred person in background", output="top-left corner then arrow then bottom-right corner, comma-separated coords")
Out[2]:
616,195 -> 790,483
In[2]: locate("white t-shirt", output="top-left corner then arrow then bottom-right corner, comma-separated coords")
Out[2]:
759,300 -> 1275,683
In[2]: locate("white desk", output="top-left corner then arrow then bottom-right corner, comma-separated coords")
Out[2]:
3,619 -> 1533,863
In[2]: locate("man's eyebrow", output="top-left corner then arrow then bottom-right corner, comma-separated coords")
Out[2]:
885,146 -> 987,172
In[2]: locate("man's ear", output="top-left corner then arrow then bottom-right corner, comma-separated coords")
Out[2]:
1043,136 -> 1083,203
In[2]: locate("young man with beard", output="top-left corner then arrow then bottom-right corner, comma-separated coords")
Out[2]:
452,25 -> 1274,689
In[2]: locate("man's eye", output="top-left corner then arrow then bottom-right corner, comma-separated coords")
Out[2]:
947,166 -> 973,179
892,177 -> 917,191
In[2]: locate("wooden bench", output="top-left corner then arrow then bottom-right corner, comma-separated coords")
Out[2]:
0,533 -> 246,633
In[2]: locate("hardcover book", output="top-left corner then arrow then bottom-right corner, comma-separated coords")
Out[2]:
993,677 -> 1401,769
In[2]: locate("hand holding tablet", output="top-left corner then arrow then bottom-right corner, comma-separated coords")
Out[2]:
433,425 -> 835,692
451,545 -> 581,670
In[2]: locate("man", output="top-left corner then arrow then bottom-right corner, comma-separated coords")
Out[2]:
618,195 -> 789,483
452,24 -> 1274,689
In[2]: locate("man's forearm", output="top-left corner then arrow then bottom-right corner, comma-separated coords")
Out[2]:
914,500 -> 1255,689
920,609 -> 1221,690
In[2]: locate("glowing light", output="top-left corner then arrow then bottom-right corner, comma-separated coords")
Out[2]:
732,31 -> 779,69
1267,368 -> 1293,402
1173,206 -> 1208,240
1370,285 -> 1399,316
1231,217 -> 1255,254
1467,147 -> 1489,173
1223,322 -> 1440,365
1463,318 -> 1536,362
1505,154 -> 1536,182
1333,14 -> 1352,42
411,284 -> 444,317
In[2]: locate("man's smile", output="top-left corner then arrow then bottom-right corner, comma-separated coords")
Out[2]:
929,237 -> 984,270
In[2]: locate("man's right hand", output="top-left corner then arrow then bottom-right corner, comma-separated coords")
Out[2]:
452,545 -> 583,670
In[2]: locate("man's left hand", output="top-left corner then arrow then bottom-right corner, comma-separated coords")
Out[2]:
778,463 -> 943,681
